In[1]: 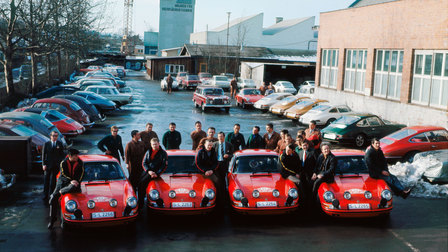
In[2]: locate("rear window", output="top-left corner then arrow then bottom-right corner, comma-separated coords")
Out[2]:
69,102 -> 82,111
165,156 -> 199,174
334,116 -> 360,125
388,128 -> 417,140
312,105 -> 331,112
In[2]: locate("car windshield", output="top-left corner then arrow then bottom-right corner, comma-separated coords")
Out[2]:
164,155 -> 199,174
187,75 -> 198,80
242,89 -> 261,95
215,76 -> 228,81
387,128 -> 417,140
279,82 -> 294,88
334,115 -> 360,125
335,156 -> 369,174
199,73 -> 212,78
244,79 -> 255,84
234,155 -> 279,173
69,102 -> 81,111
83,161 -> 125,181
311,105 -> 331,111
204,88 -> 224,95
11,125 -> 37,136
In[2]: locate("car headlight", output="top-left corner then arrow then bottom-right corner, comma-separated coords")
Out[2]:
233,189 -> 243,201
364,191 -> 372,199
272,189 -> 280,198
323,191 -> 334,203
149,190 -> 160,201
288,188 -> 298,199
126,196 -> 137,208
189,190 -> 196,198
169,190 -> 176,199
87,200 -> 95,209
343,191 -> 351,200
252,190 -> 260,198
109,199 -> 118,207
205,189 -> 215,199
65,200 -> 77,213
381,189 -> 392,201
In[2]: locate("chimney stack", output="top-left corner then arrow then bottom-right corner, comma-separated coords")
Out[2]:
275,17 -> 283,23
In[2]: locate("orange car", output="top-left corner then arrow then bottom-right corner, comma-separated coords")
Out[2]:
284,99 -> 328,121
269,95 -> 310,116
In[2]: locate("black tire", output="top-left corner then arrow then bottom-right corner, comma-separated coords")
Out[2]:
241,101 -> 246,109
236,101 -> 240,107
326,118 -> 336,127
194,101 -> 199,108
403,151 -> 419,163
201,103 -> 206,112
225,107 -> 230,113
354,134 -> 367,148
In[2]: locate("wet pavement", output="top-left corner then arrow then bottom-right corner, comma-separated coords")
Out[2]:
0,71 -> 447,252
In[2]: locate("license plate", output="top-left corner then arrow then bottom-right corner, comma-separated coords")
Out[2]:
172,202 -> 193,208
348,203 -> 370,210
256,201 -> 277,207
325,133 -> 336,140
91,211 -> 114,219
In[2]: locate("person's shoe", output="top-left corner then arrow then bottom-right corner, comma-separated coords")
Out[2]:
402,188 -> 412,199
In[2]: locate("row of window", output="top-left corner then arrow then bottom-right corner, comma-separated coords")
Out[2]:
165,64 -> 185,74
319,49 -> 448,109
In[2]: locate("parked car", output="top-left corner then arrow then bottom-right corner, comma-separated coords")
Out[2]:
85,71 -> 120,81
35,86 -> 80,99
115,67 -> 126,78
273,81 -> 297,94
23,108 -> 85,137
198,72 -> 212,84
300,80 -> 315,87
299,104 -> 354,126
227,149 -> 299,215
74,77 -> 120,89
146,150 -> 216,214
237,78 -> 257,89
321,114 -> 406,148
59,155 -> 138,229
284,99 -> 329,121
193,86 -> 231,112
210,75 -> 230,91
253,93 -> 293,111
235,88 -> 264,108
220,73 -> 234,80
296,85 -> 315,98
73,91 -> 116,114
29,98 -> 93,127
78,80 -> 115,91
84,86 -> 133,107
53,95 -> 104,122
160,76 -> 179,91
269,96 -> 310,116
380,126 -> 448,162
0,111 -> 67,146
416,150 -> 448,184
175,72 -> 188,84
179,74 -> 201,90
79,65 -> 102,73
317,149 -> 393,218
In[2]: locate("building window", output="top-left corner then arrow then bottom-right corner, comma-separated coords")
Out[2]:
344,49 -> 367,93
320,49 -> 339,89
411,50 -> 448,108
200,63 -> 207,73
373,49 -> 403,100
165,64 -> 185,74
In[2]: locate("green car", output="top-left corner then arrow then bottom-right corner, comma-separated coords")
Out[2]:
321,113 -> 406,147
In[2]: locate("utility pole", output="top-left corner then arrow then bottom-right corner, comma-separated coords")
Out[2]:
225,12 -> 231,74
121,0 -> 134,55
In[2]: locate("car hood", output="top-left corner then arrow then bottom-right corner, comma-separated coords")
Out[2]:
322,124 -> 349,135
331,174 -> 386,197
82,180 -> 128,200
243,95 -> 264,102
234,173 -> 284,194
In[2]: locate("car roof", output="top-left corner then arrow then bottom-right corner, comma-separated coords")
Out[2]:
402,125 -> 446,132
0,111 -> 44,121
35,98 -> 72,105
166,150 -> 196,156
233,149 -> 279,157
198,85 -> 222,89
85,85 -> 115,89
331,149 -> 365,156
79,154 -> 119,162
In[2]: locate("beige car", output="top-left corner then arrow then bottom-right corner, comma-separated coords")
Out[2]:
284,99 -> 329,121
269,96 -> 310,115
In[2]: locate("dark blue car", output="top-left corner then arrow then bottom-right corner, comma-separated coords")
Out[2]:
53,95 -> 105,122
35,86 -> 80,99
73,91 -> 116,114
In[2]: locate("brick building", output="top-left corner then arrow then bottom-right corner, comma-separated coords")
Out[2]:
315,0 -> 448,128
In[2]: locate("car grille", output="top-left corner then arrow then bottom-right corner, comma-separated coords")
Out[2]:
211,99 -> 224,105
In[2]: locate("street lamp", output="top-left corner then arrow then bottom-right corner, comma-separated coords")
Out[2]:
225,11 -> 231,74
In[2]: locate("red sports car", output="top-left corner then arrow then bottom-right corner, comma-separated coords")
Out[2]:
380,126 -> 448,162
59,155 -> 138,228
30,98 -> 93,127
23,108 -> 85,137
146,150 -> 216,214
227,149 -> 299,215
235,88 -> 264,109
317,150 -> 393,218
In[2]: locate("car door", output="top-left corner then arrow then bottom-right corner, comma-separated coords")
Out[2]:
355,118 -> 371,138
366,116 -> 389,138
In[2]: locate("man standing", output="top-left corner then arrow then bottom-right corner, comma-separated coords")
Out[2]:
98,126 -> 124,163
263,123 -> 281,150
305,120 -> 322,155
230,77 -> 238,98
195,140 -> 220,192
42,130 -> 65,201
246,126 -> 264,149
48,148 -> 84,229
190,121 -> 207,150
365,138 -> 411,199
140,123 -> 158,152
125,130 -> 146,192
139,138 -> 168,209
297,140 -> 317,192
311,143 -> 336,198
197,127 -> 218,149
166,74 -> 173,94
162,122 -> 182,150
213,132 -> 234,179
225,124 -> 245,151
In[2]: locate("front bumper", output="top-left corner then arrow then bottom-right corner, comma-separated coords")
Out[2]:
61,212 -> 138,227
231,204 -> 298,215
321,205 -> 393,218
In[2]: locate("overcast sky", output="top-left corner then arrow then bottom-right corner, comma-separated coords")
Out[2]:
105,0 -> 355,36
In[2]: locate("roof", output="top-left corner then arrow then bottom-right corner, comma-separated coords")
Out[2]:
234,149 -> 279,156
211,13 -> 262,32
331,149 -> 365,156
79,154 -> 119,162
349,0 -> 399,8
166,150 -> 196,156
35,98 -> 72,105
263,17 -> 313,35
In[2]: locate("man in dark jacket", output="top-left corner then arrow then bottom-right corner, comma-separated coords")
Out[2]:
139,138 -> 168,209
125,130 -> 146,192
365,138 -> 411,198
311,143 -> 337,198
162,122 -> 182,150
225,123 -> 245,151
213,132 -> 234,179
167,74 -> 173,94
42,130 -> 65,201
246,126 -> 264,149
279,144 -> 303,185
191,121 -> 207,150
195,139 -> 220,190
263,123 -> 281,150
297,140 -> 317,191
98,125 -> 124,163
48,148 -> 84,229
139,122 -> 158,152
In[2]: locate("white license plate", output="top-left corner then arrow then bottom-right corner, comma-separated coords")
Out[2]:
256,201 -> 277,207
325,133 -> 336,140
91,211 -> 114,219
348,203 -> 370,210
172,202 -> 193,208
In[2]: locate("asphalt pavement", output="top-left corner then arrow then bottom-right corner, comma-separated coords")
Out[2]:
0,71 -> 446,252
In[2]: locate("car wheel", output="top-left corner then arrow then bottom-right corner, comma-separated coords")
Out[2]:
236,101 -> 240,107
201,103 -> 206,112
225,107 -> 230,113
355,134 -> 366,148
241,101 -> 246,109
326,118 -> 336,127
403,151 -> 419,163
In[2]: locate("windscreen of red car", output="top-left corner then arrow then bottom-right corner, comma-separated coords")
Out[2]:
243,89 -> 261,95
165,155 -> 199,174
83,162 -> 125,181
234,155 -> 279,173
335,156 -> 369,175
204,89 -> 224,95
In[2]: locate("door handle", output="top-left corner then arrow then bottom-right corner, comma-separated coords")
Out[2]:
431,145 -> 436,148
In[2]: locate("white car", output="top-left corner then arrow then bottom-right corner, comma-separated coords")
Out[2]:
253,92 -> 293,111
300,80 -> 315,87
273,81 -> 297,94
299,104 -> 354,126
210,75 -> 230,91
237,78 -> 256,89
160,76 -> 179,91
84,85 -> 133,107
296,85 -> 315,98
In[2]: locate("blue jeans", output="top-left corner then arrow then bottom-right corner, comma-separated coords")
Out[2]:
380,174 -> 404,195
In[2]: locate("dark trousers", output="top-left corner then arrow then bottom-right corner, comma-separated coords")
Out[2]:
287,176 -> 306,204
206,173 -> 222,201
137,172 -> 153,209
49,177 -> 81,222
43,166 -> 58,199
312,176 -> 334,200
380,174 -> 404,195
